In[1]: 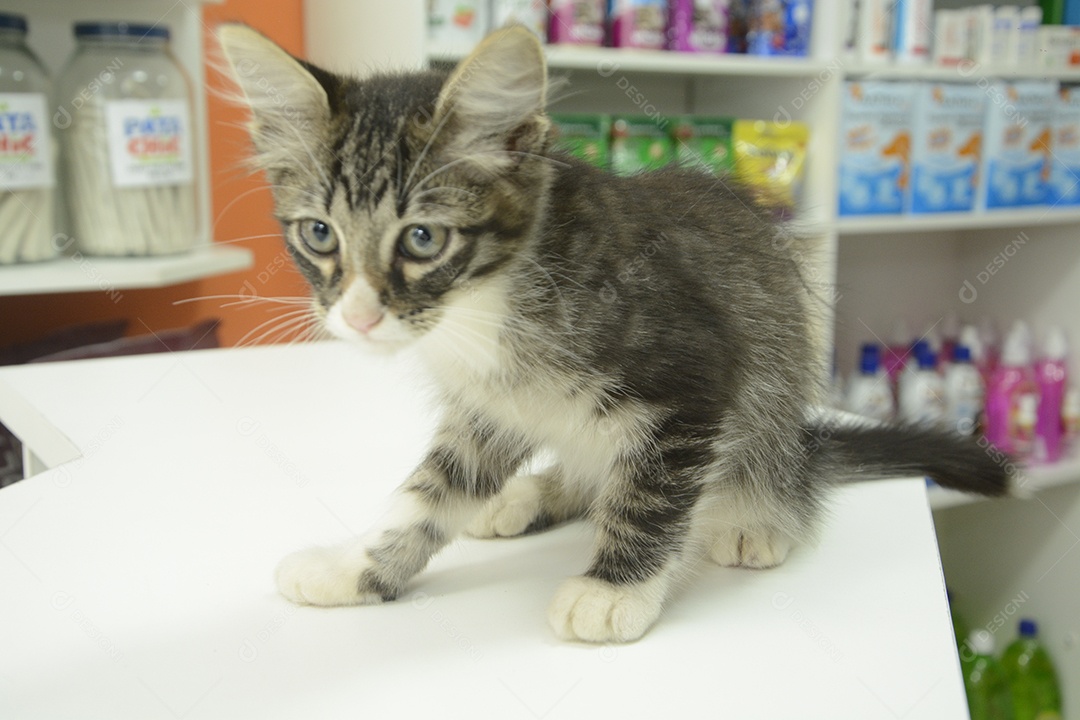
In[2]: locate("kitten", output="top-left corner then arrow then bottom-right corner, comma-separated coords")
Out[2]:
218,25 -> 1013,643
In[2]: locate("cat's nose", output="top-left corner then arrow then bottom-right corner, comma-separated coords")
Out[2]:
344,309 -> 384,334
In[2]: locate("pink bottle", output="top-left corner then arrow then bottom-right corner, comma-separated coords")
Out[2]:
985,321 -> 1039,460
1035,327 -> 1069,464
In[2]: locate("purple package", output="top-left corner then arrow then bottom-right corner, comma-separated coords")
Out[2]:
610,0 -> 670,49
548,0 -> 606,45
667,0 -> 731,53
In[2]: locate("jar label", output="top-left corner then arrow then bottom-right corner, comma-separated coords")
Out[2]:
105,99 -> 193,188
0,93 -> 54,191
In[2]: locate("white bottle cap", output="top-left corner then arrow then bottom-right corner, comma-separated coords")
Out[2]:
1043,326 -> 1069,361
968,629 -> 994,655
959,324 -> 983,362
1002,321 -> 1032,367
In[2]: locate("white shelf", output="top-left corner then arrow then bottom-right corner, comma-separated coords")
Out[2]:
430,45 -> 831,78
0,245 -> 253,297
844,62 -> 1080,82
929,454 -> 1080,510
837,207 -> 1080,235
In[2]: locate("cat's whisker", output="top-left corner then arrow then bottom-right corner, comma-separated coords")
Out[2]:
213,233 -> 285,247
174,294 -> 312,309
234,308 -> 318,348
263,313 -> 322,346
211,183 -> 326,234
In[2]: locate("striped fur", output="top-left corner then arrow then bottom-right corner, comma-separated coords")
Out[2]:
220,25 -> 1015,643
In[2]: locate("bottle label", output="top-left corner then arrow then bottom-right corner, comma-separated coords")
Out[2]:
1010,390 -> 1038,456
105,99 -> 193,188
0,93 -> 54,191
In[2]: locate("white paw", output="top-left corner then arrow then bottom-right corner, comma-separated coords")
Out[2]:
709,528 -> 791,569
467,474 -> 543,538
547,576 -> 662,643
275,545 -> 385,606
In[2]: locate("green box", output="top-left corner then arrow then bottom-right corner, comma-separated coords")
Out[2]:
610,116 -> 674,175
672,116 -> 735,175
550,113 -> 611,169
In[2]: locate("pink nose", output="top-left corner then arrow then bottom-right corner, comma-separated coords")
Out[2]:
344,310 -> 384,334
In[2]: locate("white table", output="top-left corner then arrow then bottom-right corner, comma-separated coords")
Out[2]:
0,343 -> 969,719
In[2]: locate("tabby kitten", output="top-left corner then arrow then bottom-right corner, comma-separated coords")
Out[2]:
219,25 -> 1012,643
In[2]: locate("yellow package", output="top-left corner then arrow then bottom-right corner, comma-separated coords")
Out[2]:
733,119 -> 810,213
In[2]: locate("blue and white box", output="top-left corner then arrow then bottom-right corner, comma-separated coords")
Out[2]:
909,83 -> 986,214
981,80 -> 1056,210
1049,84 -> 1080,206
839,81 -> 917,216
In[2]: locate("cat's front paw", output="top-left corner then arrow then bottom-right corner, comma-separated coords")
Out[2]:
276,546 -> 387,606
547,576 -> 662,643
467,474 -> 543,538
709,527 -> 791,569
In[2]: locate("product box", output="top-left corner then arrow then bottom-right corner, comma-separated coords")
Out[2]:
746,0 -> 813,56
427,0 -> 490,54
909,83 -> 986,214
548,0 -> 606,45
609,0 -> 669,49
838,81 -> 917,216
610,116 -> 674,174
550,113 -> 612,168
667,0 -> 731,53
1049,85 -> 1080,205
732,118 -> 809,212
672,116 -> 734,174
981,80 -> 1056,209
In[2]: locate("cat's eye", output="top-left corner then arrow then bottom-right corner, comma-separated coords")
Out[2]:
398,224 -> 448,261
298,219 -> 338,255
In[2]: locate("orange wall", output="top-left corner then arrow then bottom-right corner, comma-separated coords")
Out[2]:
0,0 -> 308,351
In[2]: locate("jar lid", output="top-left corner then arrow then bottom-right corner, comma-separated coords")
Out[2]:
74,22 -> 170,40
0,13 -> 28,32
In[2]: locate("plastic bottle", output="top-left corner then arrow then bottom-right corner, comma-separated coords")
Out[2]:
945,344 -> 986,436
1001,619 -> 1062,720
985,321 -> 1039,459
1035,328 -> 1068,464
846,343 -> 895,420
964,630 -> 1015,720
0,12 -> 56,264
899,344 -> 946,426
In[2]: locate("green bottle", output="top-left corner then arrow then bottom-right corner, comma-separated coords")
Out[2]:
965,630 -> 1015,720
1040,0 -> 1065,24
1001,619 -> 1063,720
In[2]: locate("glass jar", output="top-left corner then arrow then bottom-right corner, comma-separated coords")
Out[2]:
56,22 -> 197,256
0,13 -> 56,264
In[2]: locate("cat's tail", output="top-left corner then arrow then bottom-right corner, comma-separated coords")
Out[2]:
803,421 -> 1018,497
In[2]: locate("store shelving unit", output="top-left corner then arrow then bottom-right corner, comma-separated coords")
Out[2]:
0,0 -> 251,297
306,0 -> 1080,707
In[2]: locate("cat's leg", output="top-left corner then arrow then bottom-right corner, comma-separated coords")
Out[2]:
466,464 -> 589,538
547,453 -> 705,643
276,415 -> 529,606
704,458 -> 821,570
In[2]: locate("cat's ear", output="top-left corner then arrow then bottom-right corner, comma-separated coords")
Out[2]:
216,24 -> 334,161
433,26 -> 550,166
